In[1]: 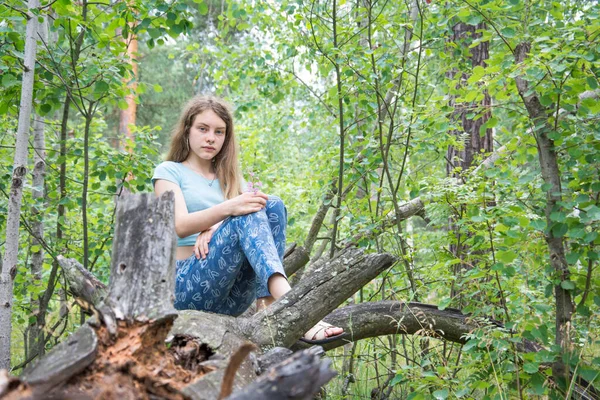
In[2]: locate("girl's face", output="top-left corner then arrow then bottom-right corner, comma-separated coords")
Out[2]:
187,109 -> 227,164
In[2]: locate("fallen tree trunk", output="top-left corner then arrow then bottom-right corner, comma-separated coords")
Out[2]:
296,301 -> 543,353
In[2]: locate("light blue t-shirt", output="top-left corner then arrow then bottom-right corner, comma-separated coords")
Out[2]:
152,161 -> 225,247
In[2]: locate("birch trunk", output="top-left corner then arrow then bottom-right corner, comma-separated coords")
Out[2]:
0,0 -> 39,370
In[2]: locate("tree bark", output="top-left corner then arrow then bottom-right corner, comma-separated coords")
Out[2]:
6,192 -> 576,399
27,11 -> 51,362
445,22 -> 493,178
0,0 -> 39,370
225,346 -> 336,400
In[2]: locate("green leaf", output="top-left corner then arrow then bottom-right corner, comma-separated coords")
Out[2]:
566,252 -> 580,264
117,99 -> 129,110
390,373 -> 404,386
497,250 -> 517,264
148,28 -> 161,39
153,84 -> 163,93
579,367 -> 600,383
1,74 -> 18,87
39,103 -> 52,115
463,340 -> 477,351
433,389 -> 448,400
584,231 -> 598,243
530,372 -> 546,394
501,27 -> 516,38
587,76 -> 598,89
530,219 -> 546,231
407,393 -> 425,400
438,298 -> 451,310
551,223 -> 568,237
560,280 -> 575,290
523,362 -> 539,374
540,94 -> 553,106
583,205 -> 600,222
198,2 -> 208,15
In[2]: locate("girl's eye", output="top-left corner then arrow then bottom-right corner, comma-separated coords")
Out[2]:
216,130 -> 225,135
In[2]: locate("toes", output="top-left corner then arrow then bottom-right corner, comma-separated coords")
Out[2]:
325,327 -> 344,337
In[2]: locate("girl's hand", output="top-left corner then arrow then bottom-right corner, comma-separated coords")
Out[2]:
227,191 -> 268,216
194,223 -> 221,259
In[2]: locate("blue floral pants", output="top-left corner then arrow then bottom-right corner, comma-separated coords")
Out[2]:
174,196 -> 287,316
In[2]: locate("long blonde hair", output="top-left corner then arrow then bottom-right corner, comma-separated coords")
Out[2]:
166,96 -> 243,199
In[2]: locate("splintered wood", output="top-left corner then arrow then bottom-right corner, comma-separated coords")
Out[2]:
65,321 -> 214,399
21,321 -> 214,400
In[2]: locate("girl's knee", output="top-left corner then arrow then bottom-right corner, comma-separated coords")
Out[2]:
266,195 -> 286,215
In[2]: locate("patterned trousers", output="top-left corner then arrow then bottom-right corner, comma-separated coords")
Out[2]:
174,196 -> 287,316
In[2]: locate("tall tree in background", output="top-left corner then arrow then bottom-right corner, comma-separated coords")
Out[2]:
119,27 -> 138,150
445,21 -> 493,301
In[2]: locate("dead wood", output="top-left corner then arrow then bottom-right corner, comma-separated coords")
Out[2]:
246,247 -> 396,348
58,256 -> 107,311
20,324 -> 98,395
291,301 -> 542,353
224,346 -> 336,400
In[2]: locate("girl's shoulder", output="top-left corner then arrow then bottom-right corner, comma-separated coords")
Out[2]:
155,160 -> 182,169
152,161 -> 184,185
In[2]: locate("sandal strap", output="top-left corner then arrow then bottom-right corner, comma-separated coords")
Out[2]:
303,321 -> 334,341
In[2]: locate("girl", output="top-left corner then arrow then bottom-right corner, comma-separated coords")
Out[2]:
153,96 -> 346,344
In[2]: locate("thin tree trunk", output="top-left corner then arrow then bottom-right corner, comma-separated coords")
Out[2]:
27,116 -> 47,361
329,0 -> 346,259
0,0 -> 39,370
82,110 -> 93,272
514,41 -> 573,384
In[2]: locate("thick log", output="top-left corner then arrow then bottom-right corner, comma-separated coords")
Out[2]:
20,325 -> 98,394
247,247 -> 396,348
225,346 -> 336,400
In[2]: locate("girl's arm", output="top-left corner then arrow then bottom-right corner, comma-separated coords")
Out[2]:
154,179 -> 268,238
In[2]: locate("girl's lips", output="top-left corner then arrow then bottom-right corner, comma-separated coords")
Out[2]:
203,146 -> 216,151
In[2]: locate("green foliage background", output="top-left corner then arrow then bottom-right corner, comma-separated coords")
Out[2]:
1,0 -> 599,398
